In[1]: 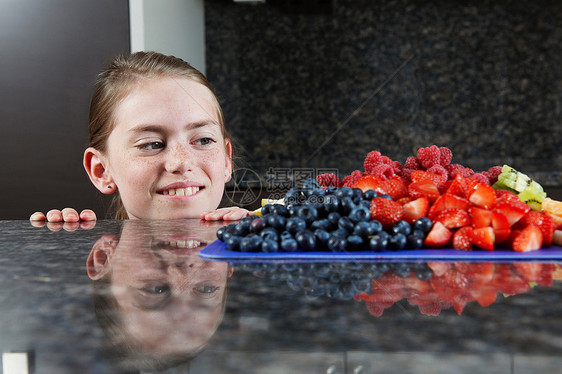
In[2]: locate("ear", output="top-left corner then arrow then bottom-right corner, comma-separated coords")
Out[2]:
86,234 -> 118,280
224,139 -> 233,183
84,147 -> 115,194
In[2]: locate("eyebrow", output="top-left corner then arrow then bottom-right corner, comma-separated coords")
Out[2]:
128,120 -> 220,135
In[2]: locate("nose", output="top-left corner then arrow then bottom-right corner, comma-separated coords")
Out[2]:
165,143 -> 193,174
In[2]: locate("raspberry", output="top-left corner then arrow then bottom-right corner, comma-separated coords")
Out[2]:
343,170 -> 365,188
371,164 -> 395,181
450,166 -> 474,179
404,156 -> 422,170
364,151 -> 383,174
316,173 -> 343,188
417,145 -> 441,169
399,168 -> 416,181
426,165 -> 449,183
439,147 -> 453,166
472,172 -> 491,185
486,166 -> 502,183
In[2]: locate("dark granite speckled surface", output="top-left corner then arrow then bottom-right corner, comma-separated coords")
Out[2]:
1,220 -> 562,373
205,0 -> 562,190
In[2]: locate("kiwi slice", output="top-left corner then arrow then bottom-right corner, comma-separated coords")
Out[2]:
495,165 -> 546,211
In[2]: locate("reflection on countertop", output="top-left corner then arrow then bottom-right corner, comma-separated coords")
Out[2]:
0,220 -> 561,373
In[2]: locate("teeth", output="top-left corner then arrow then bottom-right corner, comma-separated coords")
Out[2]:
161,187 -> 200,196
168,240 -> 201,248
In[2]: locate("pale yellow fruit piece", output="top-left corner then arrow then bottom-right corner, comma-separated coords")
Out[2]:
553,229 -> 562,247
261,198 -> 284,206
542,198 -> 562,228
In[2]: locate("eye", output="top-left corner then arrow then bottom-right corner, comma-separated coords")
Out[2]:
194,137 -> 216,146
138,141 -> 165,150
141,284 -> 171,295
195,284 -> 220,295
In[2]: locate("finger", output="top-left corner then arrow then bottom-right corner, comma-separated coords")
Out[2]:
201,211 -> 222,221
63,222 -> 80,232
79,209 -> 97,221
46,222 -> 64,232
30,220 -> 46,228
30,212 -> 46,221
223,209 -> 250,221
80,220 -> 97,230
46,209 -> 63,222
61,208 -> 80,223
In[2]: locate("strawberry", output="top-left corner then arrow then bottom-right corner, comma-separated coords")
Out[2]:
452,226 -> 473,250
379,176 -> 409,200
491,210 -> 511,244
369,197 -> 404,229
408,182 -> 440,202
354,175 -> 382,193
427,262 -> 452,276
519,211 -> 556,247
512,262 -> 542,282
468,206 -> 493,228
494,194 -> 531,226
428,193 -> 471,221
434,208 -> 471,229
424,221 -> 453,247
402,197 -> 430,224
396,197 -> 412,205
446,175 -> 467,197
410,170 -> 445,186
512,224 -> 543,252
468,183 -> 496,209
471,226 -> 495,251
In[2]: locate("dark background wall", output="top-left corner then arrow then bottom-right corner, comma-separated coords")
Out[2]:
205,0 -> 562,208
0,0 -> 130,219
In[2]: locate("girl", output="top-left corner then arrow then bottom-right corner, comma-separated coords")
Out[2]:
30,51 -> 249,222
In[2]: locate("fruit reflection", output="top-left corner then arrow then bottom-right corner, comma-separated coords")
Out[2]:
355,262 -> 558,317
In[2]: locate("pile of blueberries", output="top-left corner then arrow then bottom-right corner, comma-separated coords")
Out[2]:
216,178 -> 433,253
233,261 -> 434,300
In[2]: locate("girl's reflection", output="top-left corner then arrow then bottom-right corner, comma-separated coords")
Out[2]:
86,219 -> 231,371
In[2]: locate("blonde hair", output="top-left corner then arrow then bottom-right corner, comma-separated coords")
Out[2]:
88,51 -> 229,219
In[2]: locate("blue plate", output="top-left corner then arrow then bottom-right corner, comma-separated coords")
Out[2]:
199,240 -> 562,263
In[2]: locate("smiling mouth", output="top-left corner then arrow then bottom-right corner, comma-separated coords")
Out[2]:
159,187 -> 202,196
160,240 -> 203,249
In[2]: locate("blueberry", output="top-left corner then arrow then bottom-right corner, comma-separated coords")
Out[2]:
271,204 -> 289,217
327,211 -> 342,226
346,235 -> 365,251
379,194 -> 393,200
295,230 -> 316,251
358,199 -> 371,209
392,263 -> 412,277
265,213 -> 286,231
369,234 -> 389,251
392,220 -> 412,236
262,239 -> 280,253
323,195 -> 340,213
280,238 -> 298,252
363,190 -> 378,200
325,186 -> 338,195
225,236 -> 242,251
352,188 -> 364,198
415,263 -> 433,280
314,229 -> 331,250
240,235 -> 263,252
261,204 -> 275,216
297,205 -> 319,224
331,228 -> 349,238
353,221 -> 374,238
407,234 -> 424,249
286,217 -> 307,235
352,278 -> 371,293
327,236 -> 347,252
339,196 -> 356,215
284,187 -> 303,205
280,230 -> 293,241
249,217 -> 266,233
234,221 -> 251,236
414,217 -> 433,233
349,206 -> 371,223
338,216 -> 355,232
335,187 -> 354,199
411,229 -> 425,238
369,220 -> 383,234
260,227 -> 279,242
286,204 -> 301,217
216,225 -> 232,241
389,233 -> 407,250
311,218 -> 332,231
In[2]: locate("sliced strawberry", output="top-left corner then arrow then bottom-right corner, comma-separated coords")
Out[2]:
471,226 -> 495,251
402,197 -> 430,224
512,262 -> 542,282
396,197 -> 412,205
430,269 -> 469,303
446,175 -> 468,197
512,224 -> 543,252
468,206 -> 492,228
452,226 -> 473,250
428,193 -> 471,221
408,182 -> 441,202
435,208 -> 471,229
536,263 -> 555,286
494,200 -> 531,226
410,170 -> 444,187
465,262 -> 495,282
369,197 -> 404,229
493,264 -> 531,295
519,211 -> 556,247
427,262 -> 452,276
354,175 -> 382,193
379,176 -> 409,200
468,183 -> 496,209
424,221 -> 453,247
491,210 -> 511,244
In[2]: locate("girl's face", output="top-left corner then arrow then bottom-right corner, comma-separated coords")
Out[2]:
104,77 -> 231,219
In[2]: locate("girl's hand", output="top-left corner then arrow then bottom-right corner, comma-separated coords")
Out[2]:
30,208 -> 97,222
200,207 -> 250,221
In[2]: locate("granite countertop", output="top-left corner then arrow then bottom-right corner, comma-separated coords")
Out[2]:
1,219 -> 561,373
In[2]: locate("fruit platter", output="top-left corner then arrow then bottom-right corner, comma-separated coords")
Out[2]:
201,145 -> 562,262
